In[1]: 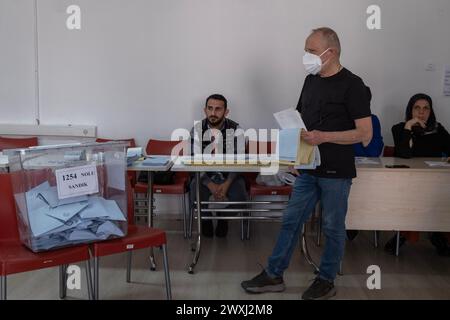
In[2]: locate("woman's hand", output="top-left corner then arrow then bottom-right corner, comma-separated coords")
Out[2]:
404,118 -> 426,131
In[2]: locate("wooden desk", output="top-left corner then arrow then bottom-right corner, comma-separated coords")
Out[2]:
347,157 -> 450,232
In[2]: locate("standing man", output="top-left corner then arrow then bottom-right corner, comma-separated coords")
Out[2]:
241,27 -> 372,299
190,94 -> 247,238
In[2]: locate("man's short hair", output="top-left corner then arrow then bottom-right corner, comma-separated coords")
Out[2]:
311,27 -> 341,56
205,94 -> 228,109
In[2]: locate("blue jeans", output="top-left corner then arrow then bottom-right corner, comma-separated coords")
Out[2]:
266,173 -> 352,282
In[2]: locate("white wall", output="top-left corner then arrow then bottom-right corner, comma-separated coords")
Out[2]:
0,0 -> 36,124
1,0 -> 450,146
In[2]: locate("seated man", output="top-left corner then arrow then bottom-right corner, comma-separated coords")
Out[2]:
189,94 -> 247,238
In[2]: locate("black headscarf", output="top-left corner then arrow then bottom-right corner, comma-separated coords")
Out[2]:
405,93 -> 437,130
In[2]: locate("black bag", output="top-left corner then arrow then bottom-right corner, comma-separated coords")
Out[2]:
138,171 -> 175,185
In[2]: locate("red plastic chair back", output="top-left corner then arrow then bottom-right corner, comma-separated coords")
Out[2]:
383,146 -> 395,157
146,139 -> 187,156
247,140 -> 276,155
0,136 -> 38,152
0,173 -> 20,242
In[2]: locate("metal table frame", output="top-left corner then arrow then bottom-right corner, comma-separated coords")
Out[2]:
127,160 -> 173,270
171,163 -> 319,274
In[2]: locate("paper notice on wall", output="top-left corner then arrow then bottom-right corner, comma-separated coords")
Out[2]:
443,65 -> 450,97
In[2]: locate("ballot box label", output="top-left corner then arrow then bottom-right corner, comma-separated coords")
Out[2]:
56,164 -> 99,199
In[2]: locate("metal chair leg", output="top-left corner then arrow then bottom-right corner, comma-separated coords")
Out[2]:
395,231 -> 400,256
182,192 -> 187,239
94,256 -> 100,300
188,204 -> 194,239
316,205 -> 322,247
338,261 -> 344,276
162,244 -> 172,300
246,196 -> 253,240
246,212 -> 251,240
59,264 -> 67,299
126,251 -> 132,283
240,212 -> 245,241
374,231 -> 379,248
1,275 -> 6,300
85,260 -> 94,300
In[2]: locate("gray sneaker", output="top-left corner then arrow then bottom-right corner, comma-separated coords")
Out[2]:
241,270 -> 286,293
301,277 -> 336,300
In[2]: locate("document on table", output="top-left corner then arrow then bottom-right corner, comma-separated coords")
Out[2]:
355,157 -> 381,165
424,161 -> 450,167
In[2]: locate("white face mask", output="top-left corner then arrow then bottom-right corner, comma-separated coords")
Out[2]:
302,48 -> 330,75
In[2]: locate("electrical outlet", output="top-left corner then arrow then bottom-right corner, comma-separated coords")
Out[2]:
425,61 -> 436,71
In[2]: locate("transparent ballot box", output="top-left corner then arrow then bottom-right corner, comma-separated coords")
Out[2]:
5,142 -> 128,252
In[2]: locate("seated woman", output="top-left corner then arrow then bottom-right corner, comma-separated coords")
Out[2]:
385,93 -> 450,256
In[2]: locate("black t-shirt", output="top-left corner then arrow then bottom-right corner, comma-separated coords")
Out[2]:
296,68 -> 371,178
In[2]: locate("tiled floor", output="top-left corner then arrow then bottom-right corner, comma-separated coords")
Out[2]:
4,218 -> 450,300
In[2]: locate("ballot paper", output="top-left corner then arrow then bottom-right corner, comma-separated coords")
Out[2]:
424,161 -> 450,167
17,181 -> 127,249
37,186 -> 88,208
67,230 -> 98,241
127,147 -> 143,158
78,196 -> 126,221
96,221 -> 125,239
274,108 -> 320,169
355,157 -> 381,165
142,156 -> 171,166
29,206 -> 66,237
274,108 -> 306,129
45,201 -> 88,222
278,128 -> 318,168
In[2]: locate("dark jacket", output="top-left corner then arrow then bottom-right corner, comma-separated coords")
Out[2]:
392,122 -> 450,158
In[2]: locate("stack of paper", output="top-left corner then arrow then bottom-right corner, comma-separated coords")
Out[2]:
274,108 -> 321,169
424,161 -> 450,167
182,154 -> 249,165
15,181 -> 126,252
141,156 -> 171,166
127,147 -> 143,166
355,157 -> 381,165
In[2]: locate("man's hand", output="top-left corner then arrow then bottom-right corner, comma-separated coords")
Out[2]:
302,129 -> 325,146
288,166 -> 300,176
215,180 -> 232,201
206,182 -> 221,199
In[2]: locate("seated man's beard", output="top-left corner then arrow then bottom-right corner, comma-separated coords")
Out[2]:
208,116 -> 223,125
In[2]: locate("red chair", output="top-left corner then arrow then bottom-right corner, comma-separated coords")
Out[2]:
134,139 -> 190,238
90,176 -> 172,300
0,173 -> 93,300
243,141 -> 292,240
0,136 -> 38,151
383,145 -> 395,157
